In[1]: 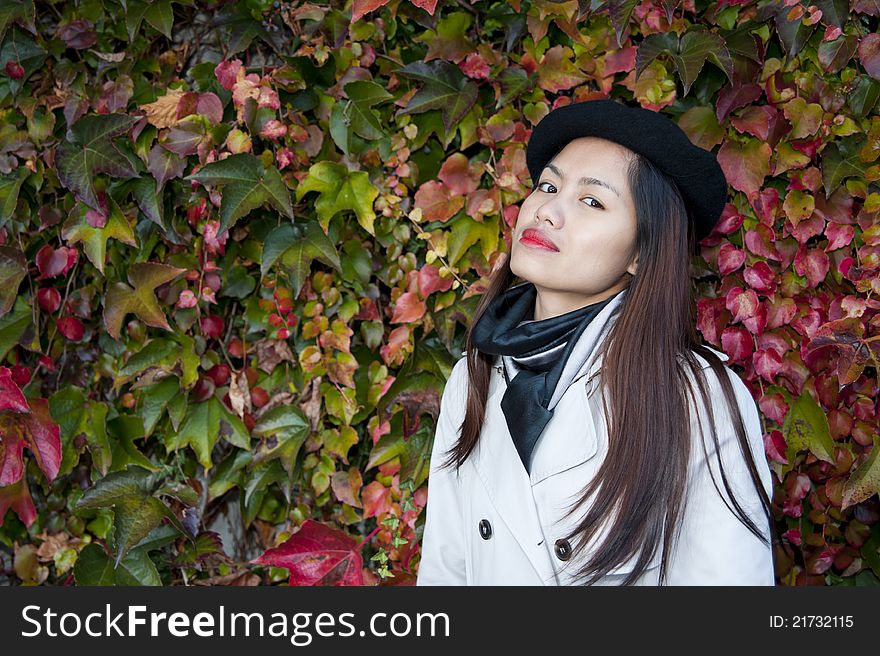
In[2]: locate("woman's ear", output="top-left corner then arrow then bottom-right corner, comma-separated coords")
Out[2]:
626,252 -> 639,277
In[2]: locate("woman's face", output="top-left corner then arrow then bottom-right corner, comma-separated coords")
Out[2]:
510,136 -> 639,320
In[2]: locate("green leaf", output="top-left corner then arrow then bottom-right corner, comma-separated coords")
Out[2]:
143,0 -> 174,39
0,167 -> 29,228
783,391 -> 836,464
447,215 -> 499,266
185,153 -> 293,233
103,262 -> 186,339
842,438 -> 880,510
82,401 -> 113,477
140,376 -> 180,437
773,2 -> 816,59
398,420 -> 432,488
242,459 -> 287,527
637,29 -> 733,97
0,27 -> 45,95
49,386 -> 88,476
260,222 -> 342,298
112,496 -> 173,566
252,406 -> 310,477
55,113 -> 140,210
115,338 -> 179,386
821,135 -> 867,197
294,161 -> 378,235
0,295 -> 35,361
61,198 -> 138,275
208,448 -> 252,501
77,467 -> 159,509
0,246 -> 26,317
343,80 -> 393,141
107,414 -> 156,472
165,397 -> 250,471
129,176 -> 166,230
120,0 -> 182,41
396,60 -> 479,135
74,541 -> 162,585
73,543 -> 117,585
75,466 -> 188,566
0,1 -> 36,43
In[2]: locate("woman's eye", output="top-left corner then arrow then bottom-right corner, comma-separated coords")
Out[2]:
538,182 -> 603,209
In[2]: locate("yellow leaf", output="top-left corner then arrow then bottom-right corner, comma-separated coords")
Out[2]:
140,90 -> 186,129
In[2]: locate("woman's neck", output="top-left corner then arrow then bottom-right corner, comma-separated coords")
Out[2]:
532,280 -> 630,321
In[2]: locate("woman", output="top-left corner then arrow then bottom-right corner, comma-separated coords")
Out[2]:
415,99 -> 778,586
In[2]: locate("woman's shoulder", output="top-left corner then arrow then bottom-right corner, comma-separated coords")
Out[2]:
688,344 -> 729,370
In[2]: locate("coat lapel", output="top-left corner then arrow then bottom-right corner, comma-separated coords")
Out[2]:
470,362 -> 557,584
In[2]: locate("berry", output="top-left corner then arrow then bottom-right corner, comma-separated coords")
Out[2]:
5,61 -> 24,80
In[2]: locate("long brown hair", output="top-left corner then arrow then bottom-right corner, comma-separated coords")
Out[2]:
435,150 -> 779,585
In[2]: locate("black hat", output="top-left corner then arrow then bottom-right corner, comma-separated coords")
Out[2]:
525,99 -> 728,242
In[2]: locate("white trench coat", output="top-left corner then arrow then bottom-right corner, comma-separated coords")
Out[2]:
416,296 -> 776,586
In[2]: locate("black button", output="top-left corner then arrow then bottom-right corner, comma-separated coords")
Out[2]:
479,519 -> 492,540
554,538 -> 572,561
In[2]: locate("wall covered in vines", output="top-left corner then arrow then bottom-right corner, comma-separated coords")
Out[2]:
0,0 -> 878,586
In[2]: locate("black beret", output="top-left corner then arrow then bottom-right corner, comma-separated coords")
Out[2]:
525,99 -> 729,242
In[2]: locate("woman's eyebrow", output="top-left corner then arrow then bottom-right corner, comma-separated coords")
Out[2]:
544,162 -> 621,198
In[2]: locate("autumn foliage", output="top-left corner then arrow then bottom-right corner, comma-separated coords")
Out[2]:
0,0 -> 878,586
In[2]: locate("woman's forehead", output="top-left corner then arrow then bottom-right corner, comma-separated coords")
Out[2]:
550,135 -> 635,163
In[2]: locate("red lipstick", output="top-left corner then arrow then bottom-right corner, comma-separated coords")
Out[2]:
519,228 -> 559,252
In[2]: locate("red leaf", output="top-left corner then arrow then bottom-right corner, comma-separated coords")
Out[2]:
37,288 -> 62,313
351,0 -> 391,23
35,245 -> 78,279
409,0 -> 438,15
57,316 -> 85,341
725,287 -> 758,323
763,430 -> 788,464
750,187 -> 780,227
417,264 -> 453,297
759,392 -> 789,425
361,480 -> 393,519
767,296 -> 797,329
711,205 -> 745,235
825,222 -> 855,251
390,291 -> 426,324
413,180 -> 464,223
721,326 -> 753,363
696,297 -> 729,347
717,242 -> 745,275
754,348 -> 783,382
0,367 -> 29,413
0,478 -> 36,528
716,82 -> 762,123
744,225 -> 780,260
10,366 -> 30,388
200,315 -> 224,339
438,153 -> 480,195
794,246 -> 830,288
858,32 -> 880,79
251,520 -> 364,586
0,398 -> 62,485
214,59 -> 243,91
743,261 -> 776,293
716,139 -> 771,196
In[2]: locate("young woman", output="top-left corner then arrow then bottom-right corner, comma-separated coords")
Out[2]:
416,99 -> 778,586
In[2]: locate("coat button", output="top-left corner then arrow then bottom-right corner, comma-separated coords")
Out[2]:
554,538 -> 572,561
478,519 -> 492,540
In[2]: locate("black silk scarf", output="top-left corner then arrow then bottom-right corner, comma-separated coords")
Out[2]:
470,281 -> 613,474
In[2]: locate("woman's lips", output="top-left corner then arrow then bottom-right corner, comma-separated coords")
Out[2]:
519,229 -> 559,252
